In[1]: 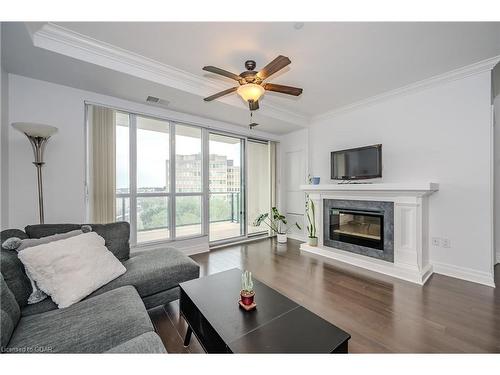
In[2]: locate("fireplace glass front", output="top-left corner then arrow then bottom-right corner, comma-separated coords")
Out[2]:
329,208 -> 384,250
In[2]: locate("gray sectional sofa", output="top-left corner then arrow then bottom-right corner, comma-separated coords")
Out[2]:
0,222 -> 200,353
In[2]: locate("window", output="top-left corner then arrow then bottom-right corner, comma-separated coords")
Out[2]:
136,116 -> 170,243
209,133 -> 244,242
247,140 -> 271,235
113,114 -> 205,244
174,124 -> 202,238
89,104 -> 275,247
115,112 -> 130,223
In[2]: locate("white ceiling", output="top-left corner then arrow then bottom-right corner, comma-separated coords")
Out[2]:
2,23 -> 304,134
54,22 -> 500,115
3,22 -> 500,134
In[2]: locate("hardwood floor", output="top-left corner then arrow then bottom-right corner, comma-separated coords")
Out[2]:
149,238 -> 500,353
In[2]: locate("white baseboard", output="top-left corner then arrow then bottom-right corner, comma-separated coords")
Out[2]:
300,243 -> 431,285
210,235 -> 270,250
132,236 -> 209,256
287,233 -> 306,242
433,262 -> 495,287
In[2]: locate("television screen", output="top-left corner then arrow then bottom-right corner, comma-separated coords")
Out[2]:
331,145 -> 382,180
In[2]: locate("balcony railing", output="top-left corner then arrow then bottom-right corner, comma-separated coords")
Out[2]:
115,192 -> 241,232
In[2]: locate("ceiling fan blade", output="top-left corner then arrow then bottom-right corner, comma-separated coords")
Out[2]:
263,83 -> 303,96
203,66 -> 242,81
256,55 -> 291,80
204,87 -> 238,101
249,100 -> 259,111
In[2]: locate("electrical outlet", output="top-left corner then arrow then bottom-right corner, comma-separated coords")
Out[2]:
432,237 -> 441,247
442,238 -> 451,248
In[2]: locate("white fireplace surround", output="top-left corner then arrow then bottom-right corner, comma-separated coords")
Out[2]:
300,183 -> 439,285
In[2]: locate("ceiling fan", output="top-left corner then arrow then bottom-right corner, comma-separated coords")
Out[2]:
203,55 -> 303,111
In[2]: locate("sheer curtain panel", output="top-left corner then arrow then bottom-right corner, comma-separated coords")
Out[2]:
90,105 -> 116,224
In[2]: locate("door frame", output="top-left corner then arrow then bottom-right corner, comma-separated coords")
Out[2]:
207,130 -> 248,245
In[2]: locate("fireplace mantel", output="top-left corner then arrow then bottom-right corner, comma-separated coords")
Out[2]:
299,182 -> 439,285
300,183 -> 438,197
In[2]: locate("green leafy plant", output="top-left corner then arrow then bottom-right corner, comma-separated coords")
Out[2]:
241,270 -> 254,293
305,195 -> 317,239
254,207 -> 301,234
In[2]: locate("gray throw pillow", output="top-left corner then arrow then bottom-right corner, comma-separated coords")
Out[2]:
2,237 -> 22,250
1,230 -> 84,304
17,230 -> 83,251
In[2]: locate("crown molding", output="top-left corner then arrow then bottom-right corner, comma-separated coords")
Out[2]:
31,23 -> 309,127
312,54 -> 500,123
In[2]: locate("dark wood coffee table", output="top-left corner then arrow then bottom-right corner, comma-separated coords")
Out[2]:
179,268 -> 350,353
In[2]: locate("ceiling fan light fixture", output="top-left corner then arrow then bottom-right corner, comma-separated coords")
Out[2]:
237,83 -> 265,102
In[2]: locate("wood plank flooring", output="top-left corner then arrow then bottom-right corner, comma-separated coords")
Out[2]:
149,238 -> 500,353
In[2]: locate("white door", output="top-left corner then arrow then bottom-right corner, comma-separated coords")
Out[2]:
285,150 -> 306,238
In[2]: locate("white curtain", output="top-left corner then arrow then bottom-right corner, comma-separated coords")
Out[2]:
90,105 -> 116,224
270,141 -> 277,209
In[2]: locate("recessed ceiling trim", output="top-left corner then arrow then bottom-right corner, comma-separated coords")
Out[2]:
313,54 -> 500,123
31,22 -> 309,127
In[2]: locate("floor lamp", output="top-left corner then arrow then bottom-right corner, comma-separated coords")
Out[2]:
12,122 -> 58,224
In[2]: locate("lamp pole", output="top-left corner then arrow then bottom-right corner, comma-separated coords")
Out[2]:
12,123 -> 58,224
26,135 -> 51,224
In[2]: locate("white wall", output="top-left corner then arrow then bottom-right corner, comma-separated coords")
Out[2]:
494,64 -> 500,265
1,24 -> 9,229
279,128 -> 308,240
284,71 -> 494,285
6,74 -> 280,231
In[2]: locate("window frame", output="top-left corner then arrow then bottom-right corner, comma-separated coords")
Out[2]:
207,131 -> 247,245
85,102 -> 274,249
172,122 -> 204,240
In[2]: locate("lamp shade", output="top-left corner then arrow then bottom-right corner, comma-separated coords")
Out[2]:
237,84 -> 265,102
12,122 -> 58,138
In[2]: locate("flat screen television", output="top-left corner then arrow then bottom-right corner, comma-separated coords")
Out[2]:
331,144 -> 382,180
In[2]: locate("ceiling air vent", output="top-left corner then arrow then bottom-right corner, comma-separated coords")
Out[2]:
146,96 -> 170,107
146,96 -> 160,103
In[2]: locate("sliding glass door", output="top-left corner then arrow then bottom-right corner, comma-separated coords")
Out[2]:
208,133 -> 245,242
135,116 -> 170,243
247,140 -> 271,236
174,124 -> 203,238
92,103 -> 275,248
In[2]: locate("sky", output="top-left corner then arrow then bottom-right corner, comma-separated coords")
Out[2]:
116,126 -> 241,189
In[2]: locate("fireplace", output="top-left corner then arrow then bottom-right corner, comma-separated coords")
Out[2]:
323,199 -> 394,262
329,208 -> 384,250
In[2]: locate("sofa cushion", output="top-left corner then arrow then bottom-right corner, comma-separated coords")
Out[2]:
1,229 -> 28,245
87,247 -> 200,300
19,232 -> 127,308
21,298 -> 57,317
7,285 -> 154,353
18,230 -> 83,251
1,274 -> 21,347
25,222 -> 131,261
0,248 -> 32,308
142,287 -> 180,309
24,223 -> 81,238
106,332 -> 167,353
13,230 -> 85,305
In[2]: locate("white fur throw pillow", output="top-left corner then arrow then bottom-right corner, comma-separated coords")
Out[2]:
2,230 -> 84,304
17,232 -> 126,308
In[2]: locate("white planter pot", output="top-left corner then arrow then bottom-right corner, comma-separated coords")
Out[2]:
308,237 -> 318,246
277,233 -> 288,243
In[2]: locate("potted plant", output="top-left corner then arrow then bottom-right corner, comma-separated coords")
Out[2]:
306,195 -> 318,246
253,207 -> 301,243
240,270 -> 255,306
308,174 -> 320,185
